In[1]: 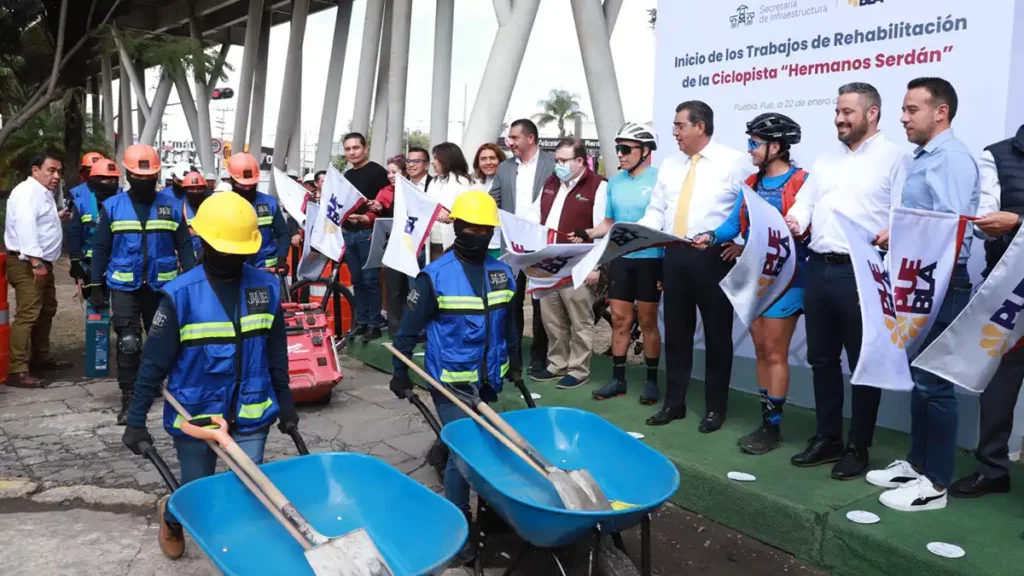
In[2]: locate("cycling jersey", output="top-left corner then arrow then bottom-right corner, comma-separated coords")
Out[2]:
605,167 -> 662,259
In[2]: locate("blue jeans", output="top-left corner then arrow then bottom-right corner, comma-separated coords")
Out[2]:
343,228 -> 382,328
907,267 -> 972,488
432,391 -> 474,518
166,431 -> 268,524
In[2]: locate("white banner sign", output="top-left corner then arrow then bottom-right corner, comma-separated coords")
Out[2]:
297,202 -> 329,281
887,207 -> 967,356
272,167 -> 309,227
914,227 -> 1024,392
570,222 -> 684,289
383,176 -> 442,278
719,187 -> 797,326
502,244 -> 594,298
834,210 -> 914,391
499,210 -> 559,259
363,218 -> 393,270
310,166 -> 365,262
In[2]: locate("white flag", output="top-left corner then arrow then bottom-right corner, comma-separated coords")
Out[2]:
502,244 -> 594,298
570,222 -> 684,289
310,166 -> 366,262
717,187 -> 798,326
297,202 -> 329,281
913,226 -> 1024,392
272,167 -> 308,227
887,207 -> 967,356
363,218 -> 393,270
834,210 -> 914,391
383,175 -> 443,278
499,210 -> 558,259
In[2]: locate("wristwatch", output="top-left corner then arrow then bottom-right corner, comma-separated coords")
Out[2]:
32,262 -> 45,271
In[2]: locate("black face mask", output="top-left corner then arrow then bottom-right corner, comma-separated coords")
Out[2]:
171,183 -> 186,199
91,180 -> 120,202
233,183 -> 257,203
126,176 -> 157,202
201,242 -> 247,281
453,221 -> 493,264
187,191 -> 209,211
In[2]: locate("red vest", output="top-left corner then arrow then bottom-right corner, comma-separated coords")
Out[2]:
539,169 -> 605,244
739,169 -> 808,236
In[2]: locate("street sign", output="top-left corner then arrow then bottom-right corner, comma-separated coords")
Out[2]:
222,141 -> 232,160
211,138 -> 224,155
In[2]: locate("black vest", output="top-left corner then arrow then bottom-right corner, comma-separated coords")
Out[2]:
982,125 -> 1024,274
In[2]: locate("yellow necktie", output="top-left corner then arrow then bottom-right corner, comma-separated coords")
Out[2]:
673,153 -> 701,236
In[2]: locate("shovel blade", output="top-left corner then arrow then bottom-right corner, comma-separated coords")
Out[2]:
304,528 -> 394,576
547,468 -> 610,511
568,469 -> 612,510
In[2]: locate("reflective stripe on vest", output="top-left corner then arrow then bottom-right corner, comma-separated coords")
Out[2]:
80,213 -> 93,223
110,219 -> 180,233
85,249 -> 93,258
111,271 -> 134,283
111,221 -> 143,233
257,216 -> 273,227
179,313 -> 274,343
172,412 -> 222,428
238,398 -> 274,419
264,257 -> 278,267
157,270 -> 178,282
437,295 -> 485,311
441,368 -> 480,384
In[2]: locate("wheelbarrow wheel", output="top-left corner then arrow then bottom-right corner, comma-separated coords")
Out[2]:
567,538 -> 641,576
426,438 -> 449,480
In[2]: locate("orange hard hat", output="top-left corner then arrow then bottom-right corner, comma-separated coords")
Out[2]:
123,144 -> 161,176
183,171 -> 206,189
80,152 -> 104,169
89,159 -> 121,179
227,152 -> 260,186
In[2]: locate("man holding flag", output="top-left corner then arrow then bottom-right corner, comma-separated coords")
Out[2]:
863,78 -> 979,512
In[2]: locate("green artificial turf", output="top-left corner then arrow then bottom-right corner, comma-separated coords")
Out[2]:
347,337 -> 1024,574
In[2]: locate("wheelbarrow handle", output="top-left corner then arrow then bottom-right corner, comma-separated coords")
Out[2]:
404,390 -> 443,437
139,441 -> 180,492
285,426 -> 310,456
514,379 -> 537,409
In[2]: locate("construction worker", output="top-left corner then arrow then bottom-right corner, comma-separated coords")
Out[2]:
180,171 -> 209,260
67,159 -> 122,298
69,152 -> 105,208
120,192 -> 298,560
90,144 -> 197,424
389,191 -> 521,560
166,161 -> 192,201
203,172 -> 217,194
224,153 -> 290,271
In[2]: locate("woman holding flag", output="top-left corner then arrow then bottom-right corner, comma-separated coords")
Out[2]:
691,113 -> 808,455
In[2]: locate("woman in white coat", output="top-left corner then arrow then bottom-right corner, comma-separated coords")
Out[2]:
427,142 -> 472,260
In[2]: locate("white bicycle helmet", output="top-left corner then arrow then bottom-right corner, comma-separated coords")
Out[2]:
615,122 -> 658,151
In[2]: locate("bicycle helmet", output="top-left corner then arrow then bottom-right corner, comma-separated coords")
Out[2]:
614,122 -> 658,151
745,113 -> 801,145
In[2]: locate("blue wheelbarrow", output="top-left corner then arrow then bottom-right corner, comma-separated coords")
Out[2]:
141,419 -> 468,575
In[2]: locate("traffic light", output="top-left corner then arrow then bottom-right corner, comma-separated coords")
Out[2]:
211,87 -> 234,100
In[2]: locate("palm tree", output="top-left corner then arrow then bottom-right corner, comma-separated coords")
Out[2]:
532,89 -> 587,138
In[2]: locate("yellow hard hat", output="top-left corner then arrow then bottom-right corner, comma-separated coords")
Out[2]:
190,191 -> 262,255
449,190 -> 500,227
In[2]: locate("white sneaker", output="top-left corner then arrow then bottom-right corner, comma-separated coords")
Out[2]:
879,477 -> 947,512
866,460 -> 921,488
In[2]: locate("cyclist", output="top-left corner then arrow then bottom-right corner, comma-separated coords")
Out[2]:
573,122 -> 663,405
691,112 -> 809,455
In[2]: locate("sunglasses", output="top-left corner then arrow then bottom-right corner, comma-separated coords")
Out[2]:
615,144 -> 641,155
747,139 -> 766,151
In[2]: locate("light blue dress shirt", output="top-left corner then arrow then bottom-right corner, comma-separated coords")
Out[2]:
899,129 -> 980,264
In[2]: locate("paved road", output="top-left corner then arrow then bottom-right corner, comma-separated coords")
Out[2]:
0,300 -> 822,575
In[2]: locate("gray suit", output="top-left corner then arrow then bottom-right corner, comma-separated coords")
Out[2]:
488,150 -> 556,212
487,149 -> 555,373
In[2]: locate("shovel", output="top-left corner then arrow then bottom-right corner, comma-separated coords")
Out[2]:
163,389 -> 393,576
385,343 -> 612,512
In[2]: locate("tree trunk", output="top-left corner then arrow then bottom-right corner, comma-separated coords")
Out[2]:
64,91 -> 84,189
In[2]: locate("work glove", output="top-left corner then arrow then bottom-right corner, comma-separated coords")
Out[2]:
69,259 -> 87,281
390,375 -> 414,399
574,228 -> 591,242
276,402 -> 300,434
507,365 -> 523,385
90,285 -> 108,310
122,425 -> 153,456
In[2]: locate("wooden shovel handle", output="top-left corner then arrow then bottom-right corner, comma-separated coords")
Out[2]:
475,403 -> 554,471
384,343 -> 547,478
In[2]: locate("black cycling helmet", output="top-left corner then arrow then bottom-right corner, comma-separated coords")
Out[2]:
745,113 -> 801,146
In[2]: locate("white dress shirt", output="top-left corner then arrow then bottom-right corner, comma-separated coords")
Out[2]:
410,174 -> 430,193
4,177 -> 63,263
538,172 -> 608,230
514,151 -> 542,224
977,150 -> 1002,216
788,132 -> 909,254
478,176 -> 502,250
637,140 -> 751,235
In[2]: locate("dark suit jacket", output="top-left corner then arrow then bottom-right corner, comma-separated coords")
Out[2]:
488,150 -> 556,213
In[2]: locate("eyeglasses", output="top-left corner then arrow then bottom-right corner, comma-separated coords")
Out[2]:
615,144 -> 640,155
747,139 -> 766,151
555,157 -> 579,166
407,158 -> 427,164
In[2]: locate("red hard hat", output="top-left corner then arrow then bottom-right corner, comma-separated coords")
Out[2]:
123,144 -> 162,176
183,171 -> 206,189
227,152 -> 260,186
89,159 -> 121,179
80,152 -> 105,169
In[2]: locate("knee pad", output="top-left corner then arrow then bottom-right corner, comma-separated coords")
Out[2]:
117,332 -> 142,356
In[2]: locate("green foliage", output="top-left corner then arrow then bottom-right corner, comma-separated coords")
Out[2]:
115,31 -> 233,83
405,129 -> 429,153
332,154 -> 348,172
532,89 -> 587,138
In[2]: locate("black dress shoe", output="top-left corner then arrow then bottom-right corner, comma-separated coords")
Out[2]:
791,436 -> 844,467
831,445 -> 869,480
950,473 -> 1010,498
646,406 -> 686,426
362,326 -> 383,342
698,412 -> 725,434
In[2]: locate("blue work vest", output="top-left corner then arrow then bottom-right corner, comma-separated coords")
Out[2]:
69,182 -> 90,209
161,265 -> 281,437
72,186 -> 100,265
250,192 -> 280,268
103,192 -> 183,291
423,251 -> 516,392
182,200 -> 202,261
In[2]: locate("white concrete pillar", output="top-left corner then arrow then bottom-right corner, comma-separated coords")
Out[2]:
384,0 -> 412,160
462,0 -> 542,158
571,0 -> 625,177
118,63 -> 134,162
369,0 -> 393,165
351,0 -> 385,137
111,26 -> 150,123
248,12 -> 271,154
272,0 -> 310,173
429,0 -> 454,149
288,66 -> 302,172
603,0 -> 623,36
101,52 -> 115,150
140,70 -> 173,145
134,59 -> 147,131
89,76 -> 100,134
232,0 -> 264,152
315,1 -> 353,170
189,18 -> 216,174
171,65 -> 202,160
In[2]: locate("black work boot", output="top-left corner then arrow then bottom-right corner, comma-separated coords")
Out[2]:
738,394 -> 770,447
592,378 -> 627,400
116,390 -> 133,426
740,421 -> 782,455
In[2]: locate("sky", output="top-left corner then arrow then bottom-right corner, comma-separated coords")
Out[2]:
130,0 -> 657,163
